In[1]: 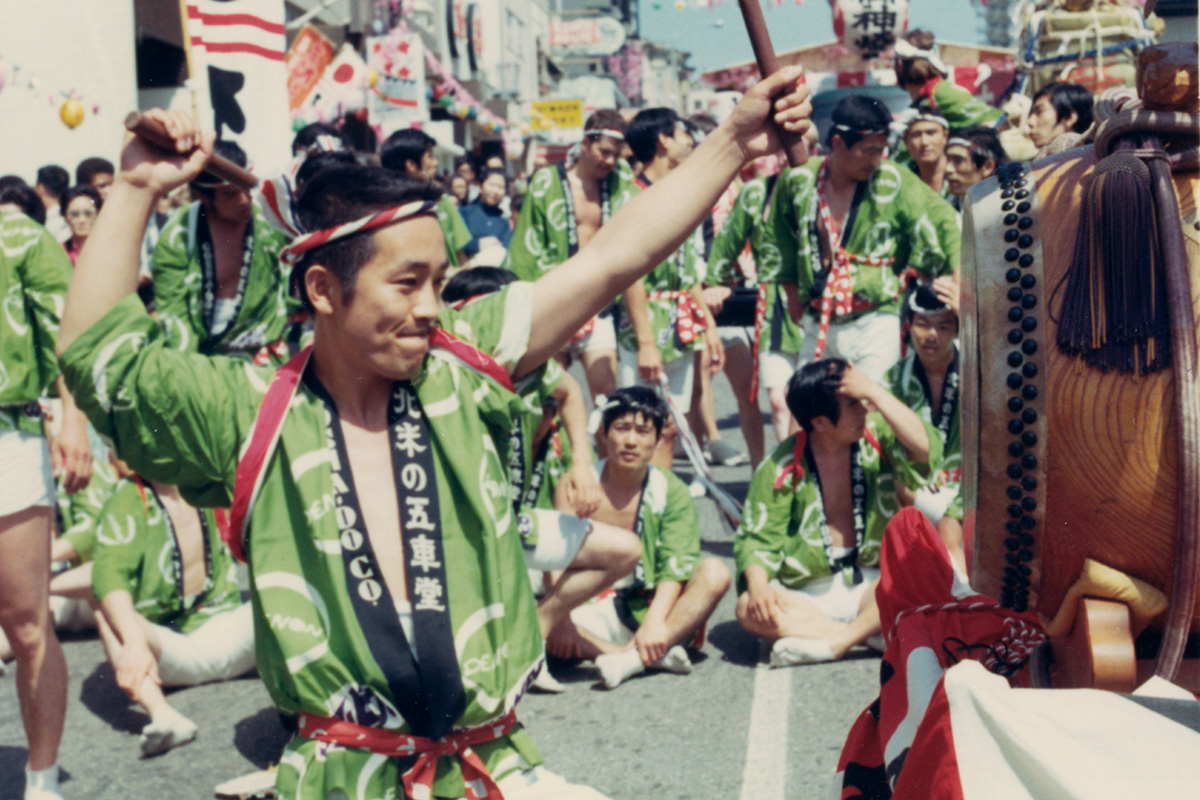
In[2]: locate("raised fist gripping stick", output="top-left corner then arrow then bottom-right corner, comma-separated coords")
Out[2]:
124,112 -> 258,190
737,0 -> 810,168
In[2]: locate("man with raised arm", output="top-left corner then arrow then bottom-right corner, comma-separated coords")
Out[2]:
734,359 -> 940,667
57,73 -> 812,800
504,110 -> 638,401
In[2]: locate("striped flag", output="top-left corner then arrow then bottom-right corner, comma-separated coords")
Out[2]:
184,0 -> 291,179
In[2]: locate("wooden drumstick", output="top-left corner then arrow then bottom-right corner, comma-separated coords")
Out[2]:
736,0 -> 810,167
123,112 -> 259,191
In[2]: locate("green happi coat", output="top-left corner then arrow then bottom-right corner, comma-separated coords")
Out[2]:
91,477 -> 241,633
774,157 -> 961,322
60,284 -> 549,799
734,413 -> 941,592
503,161 -> 638,283
59,457 -> 120,565
151,202 -> 293,358
436,195 -> 472,268
886,349 -> 963,520
595,461 -> 699,625
919,78 -> 1003,130
0,211 -> 71,436
708,175 -> 803,356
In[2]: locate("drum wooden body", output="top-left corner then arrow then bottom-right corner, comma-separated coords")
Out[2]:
962,147 -> 1200,632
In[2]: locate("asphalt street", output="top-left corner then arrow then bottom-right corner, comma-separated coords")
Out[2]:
0,345 -> 882,800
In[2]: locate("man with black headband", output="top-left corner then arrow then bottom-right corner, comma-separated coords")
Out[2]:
150,140 -> 295,362
886,282 -> 965,572
57,72 -> 813,799
944,126 -> 1007,204
505,110 -> 638,402
734,359 -> 940,666
774,93 -> 960,386
562,387 -> 730,689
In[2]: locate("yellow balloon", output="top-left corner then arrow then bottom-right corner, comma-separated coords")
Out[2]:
675,0 -> 684,7
60,98 -> 85,129
366,69 -> 379,88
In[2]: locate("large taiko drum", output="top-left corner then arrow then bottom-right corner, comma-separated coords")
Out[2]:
960,131 -> 1200,685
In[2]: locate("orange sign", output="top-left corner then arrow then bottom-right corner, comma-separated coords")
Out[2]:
285,24 -> 335,111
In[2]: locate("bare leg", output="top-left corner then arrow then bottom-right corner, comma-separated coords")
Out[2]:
735,582 -> 881,662
687,349 -> 721,445
580,349 -> 617,402
0,506 -> 68,771
93,612 -> 169,716
767,386 -> 794,445
650,419 -> 678,472
721,337 -> 764,466
936,516 -> 967,576
536,521 -> 640,638
657,558 -> 730,653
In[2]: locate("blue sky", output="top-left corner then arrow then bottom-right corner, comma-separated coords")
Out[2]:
639,0 -> 989,73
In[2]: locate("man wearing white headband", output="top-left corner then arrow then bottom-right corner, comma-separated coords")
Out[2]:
774,94 -> 960,386
150,139 -> 297,363
902,112 -> 951,197
944,125 -> 1008,202
57,71 -> 814,800
505,109 -> 639,403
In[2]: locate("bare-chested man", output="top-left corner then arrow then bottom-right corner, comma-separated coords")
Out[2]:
505,110 -> 640,400
550,388 -> 730,689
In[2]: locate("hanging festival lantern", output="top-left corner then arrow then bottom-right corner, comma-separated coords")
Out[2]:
59,98 -> 85,129
831,0 -> 908,58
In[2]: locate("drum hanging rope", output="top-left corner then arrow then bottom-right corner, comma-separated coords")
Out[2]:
123,112 -> 259,191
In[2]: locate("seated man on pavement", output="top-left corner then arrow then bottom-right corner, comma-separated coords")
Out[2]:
556,388 -> 731,689
734,359 -> 940,666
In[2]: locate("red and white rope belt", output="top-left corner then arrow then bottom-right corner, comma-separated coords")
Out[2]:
646,290 -> 707,346
570,316 -> 596,345
748,282 -> 769,402
298,710 -> 519,800
809,251 -> 897,360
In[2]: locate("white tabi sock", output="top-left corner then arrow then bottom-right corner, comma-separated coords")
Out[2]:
25,764 -> 62,800
140,705 -> 199,756
651,645 -> 692,675
595,648 -> 645,689
769,637 -> 836,668
531,662 -> 565,693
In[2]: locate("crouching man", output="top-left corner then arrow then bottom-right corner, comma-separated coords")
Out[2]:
91,472 -> 253,755
553,388 -> 730,688
734,360 -> 939,666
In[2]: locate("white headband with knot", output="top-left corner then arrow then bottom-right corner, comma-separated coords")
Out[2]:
908,112 -> 949,131
946,137 -> 973,150
586,129 -> 626,142
893,37 -> 949,77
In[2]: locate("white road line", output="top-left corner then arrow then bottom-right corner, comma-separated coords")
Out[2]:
739,654 -> 792,800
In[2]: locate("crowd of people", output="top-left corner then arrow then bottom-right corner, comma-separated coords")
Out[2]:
0,27 -> 1107,800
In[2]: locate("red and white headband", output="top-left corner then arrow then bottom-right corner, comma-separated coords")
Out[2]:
279,199 -> 438,266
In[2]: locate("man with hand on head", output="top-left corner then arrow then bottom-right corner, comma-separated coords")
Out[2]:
56,69 -> 814,799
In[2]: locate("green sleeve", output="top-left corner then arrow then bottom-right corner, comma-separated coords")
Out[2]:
149,208 -> 201,353
503,180 -> 551,283
869,412 -> 942,491
897,173 -> 961,280
439,281 -> 534,374
58,295 -> 248,507
707,184 -> 754,286
734,440 -> 797,588
90,480 -> 150,602
438,196 -> 472,266
932,80 -> 1002,130
21,226 -> 72,388
654,471 -> 701,585
772,165 -> 818,287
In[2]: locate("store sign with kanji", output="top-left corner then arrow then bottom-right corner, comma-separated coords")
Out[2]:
530,99 -> 583,131
550,17 -> 627,58
832,0 -> 909,58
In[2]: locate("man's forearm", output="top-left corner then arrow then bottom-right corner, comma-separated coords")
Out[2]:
58,182 -> 156,354
623,282 -> 657,349
868,386 -> 931,462
99,589 -> 150,649
556,376 -> 591,464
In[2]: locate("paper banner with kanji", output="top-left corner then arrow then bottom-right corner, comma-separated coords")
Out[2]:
366,33 -> 427,139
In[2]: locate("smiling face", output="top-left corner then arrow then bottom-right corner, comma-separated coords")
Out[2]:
604,412 -> 660,471
65,195 -> 97,240
909,310 -> 958,366
308,215 -> 448,382
904,120 -> 948,168
479,173 -> 507,207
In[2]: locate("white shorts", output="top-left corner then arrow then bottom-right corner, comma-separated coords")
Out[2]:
154,603 -> 256,687
521,509 -> 591,572
777,568 -> 881,624
496,766 -> 613,800
0,427 -> 55,517
616,349 -> 695,412
50,595 -> 96,633
718,326 -> 751,350
798,311 -> 901,386
565,315 -> 617,359
570,594 -> 634,647
758,350 -> 801,392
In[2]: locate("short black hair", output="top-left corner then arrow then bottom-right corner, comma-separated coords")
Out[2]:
293,165 -> 442,310
1032,82 -> 1094,134
626,108 -> 681,163
0,175 -> 27,195
191,141 -> 248,199
601,386 -> 669,437
454,156 -> 477,179
380,129 -> 438,174
947,125 -> 1007,170
295,150 -> 360,194
0,183 -> 46,226
75,157 -> 115,187
292,122 -> 347,155
584,109 -> 627,138
36,165 -> 70,198
60,184 -> 103,220
827,95 -> 892,149
441,267 -> 518,304
786,359 -> 849,432
478,167 -> 508,188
